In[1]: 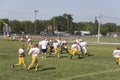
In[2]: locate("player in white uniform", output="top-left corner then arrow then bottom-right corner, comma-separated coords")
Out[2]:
48,38 -> 54,55
79,40 -> 88,56
64,41 -> 81,59
60,39 -> 67,54
113,47 -> 120,65
53,40 -> 60,58
39,38 -> 48,59
56,39 -> 61,45
26,38 -> 33,52
75,37 -> 82,44
27,44 -> 40,72
11,45 -> 27,70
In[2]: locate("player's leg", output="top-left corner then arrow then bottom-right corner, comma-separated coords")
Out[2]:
54,48 -> 57,54
35,59 -> 38,72
15,57 -> 22,66
28,56 -> 35,70
41,49 -> 47,59
82,47 -> 87,56
50,46 -> 53,55
57,48 -> 60,59
115,58 -> 119,65
80,47 -> 84,56
67,49 -> 74,59
118,58 -> 120,66
11,57 -> 22,69
27,44 -> 30,51
44,53 -> 47,59
69,49 -> 75,59
76,50 -> 81,59
70,54 -> 73,59
21,57 -> 27,69
72,49 -> 77,56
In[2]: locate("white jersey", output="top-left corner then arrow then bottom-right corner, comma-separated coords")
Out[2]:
39,40 -> 48,49
75,38 -> 82,44
79,41 -> 87,47
49,39 -> 53,46
61,40 -> 67,45
71,43 -> 80,50
53,42 -> 59,49
27,38 -> 31,43
28,47 -> 40,56
56,39 -> 61,45
18,48 -> 24,55
113,50 -> 120,58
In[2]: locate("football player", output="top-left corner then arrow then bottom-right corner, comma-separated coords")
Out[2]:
11,45 -> 27,70
27,44 -> 40,72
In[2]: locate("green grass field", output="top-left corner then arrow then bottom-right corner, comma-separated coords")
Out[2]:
0,40 -> 120,80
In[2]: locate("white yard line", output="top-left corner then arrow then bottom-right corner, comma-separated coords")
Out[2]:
58,68 -> 120,80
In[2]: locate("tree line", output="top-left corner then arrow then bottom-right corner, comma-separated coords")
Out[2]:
0,13 -> 120,35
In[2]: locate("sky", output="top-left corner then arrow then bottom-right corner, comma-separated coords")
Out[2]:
0,0 -> 120,24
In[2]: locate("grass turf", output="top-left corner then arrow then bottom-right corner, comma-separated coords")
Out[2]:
0,40 -> 120,80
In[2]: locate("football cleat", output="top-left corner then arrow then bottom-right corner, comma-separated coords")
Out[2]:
11,65 -> 14,69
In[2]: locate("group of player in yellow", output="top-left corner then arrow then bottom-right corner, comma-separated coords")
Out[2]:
11,37 -> 88,72
11,43 -> 40,72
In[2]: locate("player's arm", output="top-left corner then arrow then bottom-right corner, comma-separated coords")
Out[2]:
28,49 -> 33,55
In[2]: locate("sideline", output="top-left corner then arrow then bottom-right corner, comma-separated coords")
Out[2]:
89,42 -> 120,45
58,68 -> 120,80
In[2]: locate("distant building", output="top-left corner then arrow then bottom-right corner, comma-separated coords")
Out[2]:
80,31 -> 90,36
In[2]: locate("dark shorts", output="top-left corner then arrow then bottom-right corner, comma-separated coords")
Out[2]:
42,49 -> 47,53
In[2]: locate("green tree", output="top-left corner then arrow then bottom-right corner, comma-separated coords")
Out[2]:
63,13 -> 73,32
9,20 -> 21,34
101,23 -> 117,35
93,17 -> 99,34
0,19 -> 4,33
21,21 -> 34,34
